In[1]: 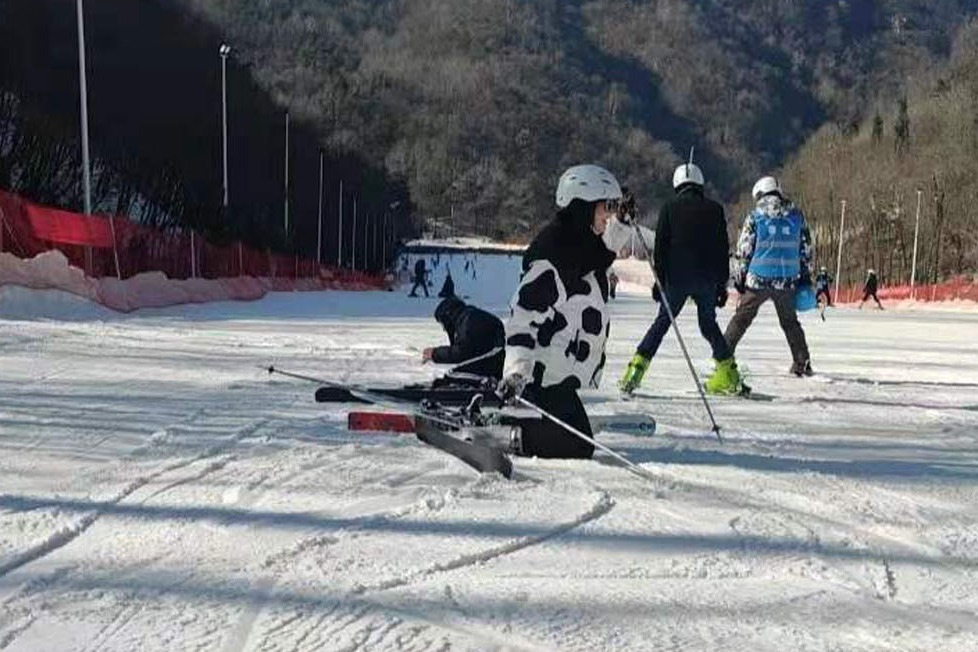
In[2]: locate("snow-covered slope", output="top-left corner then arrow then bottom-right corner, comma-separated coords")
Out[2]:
1,280 -> 977,651
396,249 -> 524,311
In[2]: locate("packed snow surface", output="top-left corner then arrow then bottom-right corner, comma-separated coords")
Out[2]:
1,267 -> 978,651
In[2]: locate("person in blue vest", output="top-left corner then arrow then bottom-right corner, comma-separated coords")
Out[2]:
724,176 -> 815,377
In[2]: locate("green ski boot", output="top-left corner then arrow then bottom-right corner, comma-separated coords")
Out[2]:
704,358 -> 743,396
619,353 -> 651,395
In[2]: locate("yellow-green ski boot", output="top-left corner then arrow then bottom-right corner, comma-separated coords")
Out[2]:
704,357 -> 743,395
619,353 -> 651,396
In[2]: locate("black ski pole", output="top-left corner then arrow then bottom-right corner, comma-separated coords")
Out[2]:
628,223 -> 724,443
515,396 -> 661,488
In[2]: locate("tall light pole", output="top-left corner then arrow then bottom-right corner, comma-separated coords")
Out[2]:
219,43 -> 231,209
283,111 -> 290,234
834,199 -> 847,305
337,180 -> 344,268
910,189 -> 922,299
352,196 -> 358,271
363,209 -> 369,271
382,213 -> 387,269
317,149 -> 324,264
373,213 -> 380,271
75,0 -> 92,216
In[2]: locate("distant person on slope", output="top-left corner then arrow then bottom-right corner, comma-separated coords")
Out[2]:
438,269 -> 456,298
497,164 -> 630,459
619,163 -> 741,396
724,176 -> 815,377
422,296 -> 505,380
815,266 -> 833,321
408,258 -> 429,297
859,269 -> 884,310
815,266 -> 833,307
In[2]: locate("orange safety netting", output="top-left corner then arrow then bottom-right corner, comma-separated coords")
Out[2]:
835,278 -> 978,303
0,188 -> 384,289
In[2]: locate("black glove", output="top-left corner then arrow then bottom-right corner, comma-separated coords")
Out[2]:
652,284 -> 662,303
716,285 -> 729,308
496,373 -> 528,405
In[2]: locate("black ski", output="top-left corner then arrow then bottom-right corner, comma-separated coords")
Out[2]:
415,415 -> 513,478
315,384 -> 502,407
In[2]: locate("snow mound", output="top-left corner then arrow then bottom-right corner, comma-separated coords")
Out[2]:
0,250 -> 98,300
0,285 -> 116,321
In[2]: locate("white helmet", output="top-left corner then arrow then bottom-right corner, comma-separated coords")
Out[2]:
555,164 -> 622,208
673,163 -> 704,189
752,176 -> 783,201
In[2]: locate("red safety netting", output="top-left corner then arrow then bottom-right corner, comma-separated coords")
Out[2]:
835,278 -> 978,303
0,188 -> 384,290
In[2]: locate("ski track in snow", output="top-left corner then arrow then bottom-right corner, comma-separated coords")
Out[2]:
1,281 -> 978,650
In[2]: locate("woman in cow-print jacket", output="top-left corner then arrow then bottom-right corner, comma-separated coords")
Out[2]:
499,164 -> 629,459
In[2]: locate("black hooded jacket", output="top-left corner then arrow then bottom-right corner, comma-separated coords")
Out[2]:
522,200 -> 617,299
653,186 -> 729,289
431,296 -> 505,371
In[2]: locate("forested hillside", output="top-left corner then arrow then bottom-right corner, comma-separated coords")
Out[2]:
775,19 -> 978,289
175,0 -> 978,237
3,0 -> 978,276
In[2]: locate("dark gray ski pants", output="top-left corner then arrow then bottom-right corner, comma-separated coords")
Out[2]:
724,288 -> 810,365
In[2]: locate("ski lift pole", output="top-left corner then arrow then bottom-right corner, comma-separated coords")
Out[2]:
514,396 -> 661,487
629,222 -> 723,443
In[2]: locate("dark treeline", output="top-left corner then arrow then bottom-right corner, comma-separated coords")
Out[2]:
0,0 -> 409,271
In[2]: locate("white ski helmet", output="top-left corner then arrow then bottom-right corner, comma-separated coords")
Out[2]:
555,164 -> 623,208
673,163 -> 704,189
752,176 -> 783,201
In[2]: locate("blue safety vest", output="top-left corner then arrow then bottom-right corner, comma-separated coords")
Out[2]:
748,209 -> 803,280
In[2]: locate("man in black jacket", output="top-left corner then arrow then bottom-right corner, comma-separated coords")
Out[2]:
619,163 -> 742,395
423,296 -> 505,380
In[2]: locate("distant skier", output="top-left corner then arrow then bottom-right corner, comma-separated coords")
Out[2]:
408,258 -> 429,297
608,269 -> 619,299
815,266 -> 833,307
724,176 -> 815,377
497,164 -> 629,459
438,269 -> 455,298
423,296 -> 505,380
815,266 -> 833,321
859,269 -> 884,310
619,162 -> 741,395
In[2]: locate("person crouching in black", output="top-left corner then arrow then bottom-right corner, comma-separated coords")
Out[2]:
422,296 -> 505,381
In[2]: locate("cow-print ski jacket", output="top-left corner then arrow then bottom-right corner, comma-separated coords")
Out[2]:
504,203 -> 617,391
